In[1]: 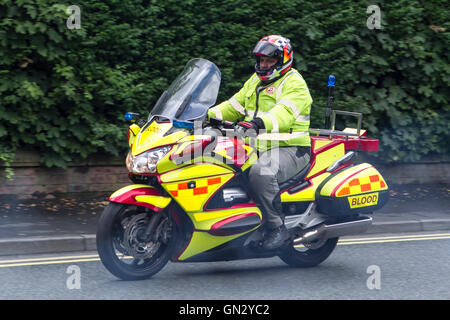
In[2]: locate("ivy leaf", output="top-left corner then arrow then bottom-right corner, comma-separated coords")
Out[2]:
0,125 -> 6,137
48,28 -> 62,43
423,63 -> 434,76
418,85 -> 433,97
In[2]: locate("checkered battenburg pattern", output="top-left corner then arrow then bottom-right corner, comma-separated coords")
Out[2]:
169,177 -> 222,197
337,174 -> 386,197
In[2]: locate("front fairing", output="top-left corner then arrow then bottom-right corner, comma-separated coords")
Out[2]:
131,120 -> 186,156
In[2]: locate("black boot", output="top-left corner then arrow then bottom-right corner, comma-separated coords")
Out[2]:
263,225 -> 290,250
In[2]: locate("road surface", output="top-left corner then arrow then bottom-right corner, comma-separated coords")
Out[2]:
1,231 -> 449,301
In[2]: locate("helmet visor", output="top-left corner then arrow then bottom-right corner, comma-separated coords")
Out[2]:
252,41 -> 279,57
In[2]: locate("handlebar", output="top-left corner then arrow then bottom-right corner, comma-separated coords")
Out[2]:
204,117 -> 257,138
203,117 -> 301,140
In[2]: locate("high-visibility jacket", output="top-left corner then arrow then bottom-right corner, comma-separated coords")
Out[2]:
208,68 -> 313,152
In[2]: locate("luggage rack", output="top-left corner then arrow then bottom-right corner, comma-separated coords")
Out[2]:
309,110 -> 378,151
311,76 -> 377,151
309,110 -> 364,138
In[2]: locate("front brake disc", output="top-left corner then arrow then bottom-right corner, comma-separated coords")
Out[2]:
122,213 -> 161,260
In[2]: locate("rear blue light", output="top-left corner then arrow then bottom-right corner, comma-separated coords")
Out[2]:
328,75 -> 335,87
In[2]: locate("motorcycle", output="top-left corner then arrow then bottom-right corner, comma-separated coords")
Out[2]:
96,58 -> 389,280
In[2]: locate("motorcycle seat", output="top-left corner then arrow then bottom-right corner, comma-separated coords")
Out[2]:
278,163 -> 311,192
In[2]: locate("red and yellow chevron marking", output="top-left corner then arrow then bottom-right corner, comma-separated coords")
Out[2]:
337,174 -> 387,197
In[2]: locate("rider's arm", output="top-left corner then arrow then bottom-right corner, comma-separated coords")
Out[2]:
258,73 -> 312,133
208,97 -> 243,122
208,74 -> 258,122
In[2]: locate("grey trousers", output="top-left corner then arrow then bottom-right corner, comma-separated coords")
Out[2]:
249,147 -> 311,228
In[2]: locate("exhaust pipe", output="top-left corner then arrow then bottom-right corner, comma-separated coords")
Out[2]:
293,216 -> 372,246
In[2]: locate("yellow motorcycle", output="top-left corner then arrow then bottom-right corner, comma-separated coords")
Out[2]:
96,59 -> 389,280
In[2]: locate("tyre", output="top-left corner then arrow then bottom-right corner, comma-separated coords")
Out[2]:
278,237 -> 338,268
96,202 -> 177,280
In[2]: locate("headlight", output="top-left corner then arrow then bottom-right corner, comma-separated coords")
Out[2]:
127,146 -> 171,173
126,150 -> 134,171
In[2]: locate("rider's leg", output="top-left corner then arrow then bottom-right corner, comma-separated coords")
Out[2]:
249,146 -> 310,249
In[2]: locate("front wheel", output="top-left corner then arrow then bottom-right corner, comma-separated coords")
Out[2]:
278,237 -> 338,268
96,202 -> 177,280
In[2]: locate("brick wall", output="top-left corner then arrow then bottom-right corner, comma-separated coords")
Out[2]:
377,162 -> 450,185
0,150 -> 130,196
0,165 -> 130,195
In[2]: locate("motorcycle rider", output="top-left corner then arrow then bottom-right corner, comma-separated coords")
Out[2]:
208,35 -> 313,250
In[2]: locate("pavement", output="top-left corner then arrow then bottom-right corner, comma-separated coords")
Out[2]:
0,183 -> 449,256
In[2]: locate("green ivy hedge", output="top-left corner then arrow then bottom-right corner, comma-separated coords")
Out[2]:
0,0 -> 449,169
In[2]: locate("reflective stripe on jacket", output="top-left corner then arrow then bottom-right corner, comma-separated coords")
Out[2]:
208,68 -> 313,151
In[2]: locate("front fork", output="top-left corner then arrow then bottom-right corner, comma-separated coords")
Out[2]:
143,213 -> 164,241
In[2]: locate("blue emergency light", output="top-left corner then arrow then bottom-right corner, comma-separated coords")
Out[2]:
173,120 -> 194,129
328,75 -> 335,87
124,112 -> 134,121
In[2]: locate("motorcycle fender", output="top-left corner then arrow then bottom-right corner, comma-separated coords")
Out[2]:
108,184 -> 172,212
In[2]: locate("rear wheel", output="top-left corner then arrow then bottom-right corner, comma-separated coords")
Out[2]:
278,237 -> 338,268
96,202 -> 177,280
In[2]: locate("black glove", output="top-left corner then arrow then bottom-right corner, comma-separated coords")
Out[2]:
236,118 -> 265,135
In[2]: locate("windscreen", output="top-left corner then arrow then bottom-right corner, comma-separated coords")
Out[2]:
150,58 -> 221,121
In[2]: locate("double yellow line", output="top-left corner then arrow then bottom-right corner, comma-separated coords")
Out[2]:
293,232 -> 450,248
1,233 -> 449,268
0,254 -> 101,268
337,232 -> 450,245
